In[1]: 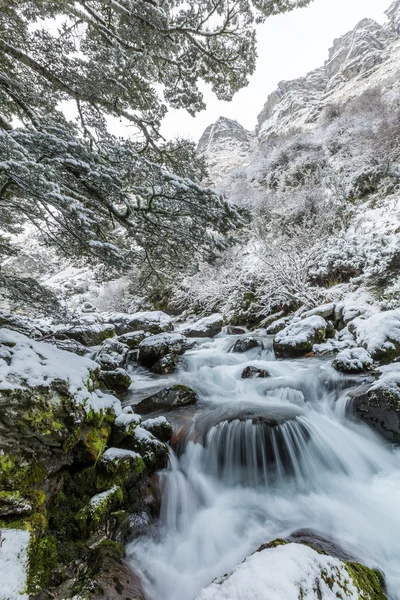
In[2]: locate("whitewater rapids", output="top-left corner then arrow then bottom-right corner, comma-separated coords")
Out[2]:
127,333 -> 400,600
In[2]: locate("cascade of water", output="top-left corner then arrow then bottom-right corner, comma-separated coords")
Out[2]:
127,334 -> 400,600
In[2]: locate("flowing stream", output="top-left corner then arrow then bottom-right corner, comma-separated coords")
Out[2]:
126,332 -> 400,600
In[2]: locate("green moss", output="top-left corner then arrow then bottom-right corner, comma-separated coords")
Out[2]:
172,384 -> 193,393
77,486 -> 124,535
84,425 -> 111,461
346,562 -> 387,599
87,539 -> 125,575
27,534 -> 58,593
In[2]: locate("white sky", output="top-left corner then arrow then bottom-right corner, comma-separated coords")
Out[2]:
160,0 -> 387,142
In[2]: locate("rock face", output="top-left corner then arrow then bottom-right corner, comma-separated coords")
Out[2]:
273,316 -> 327,358
197,117 -> 256,185
199,3 -> 400,185
256,13 -> 399,143
137,332 -> 195,368
0,326 -> 169,598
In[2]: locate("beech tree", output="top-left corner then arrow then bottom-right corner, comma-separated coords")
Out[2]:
0,0 -> 312,302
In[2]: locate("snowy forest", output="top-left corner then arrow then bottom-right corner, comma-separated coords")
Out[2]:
1,1 -> 400,599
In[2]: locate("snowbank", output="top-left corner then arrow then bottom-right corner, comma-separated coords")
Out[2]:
0,529 -> 30,600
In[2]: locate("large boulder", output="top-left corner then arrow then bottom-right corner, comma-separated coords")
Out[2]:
137,332 -> 195,368
194,539 -> 386,600
349,363 -> 400,443
99,368 -> 132,392
349,309 -> 400,363
182,314 -> 224,338
273,316 -> 327,358
55,322 -> 115,346
104,311 -> 173,336
333,347 -> 374,374
135,385 -> 198,414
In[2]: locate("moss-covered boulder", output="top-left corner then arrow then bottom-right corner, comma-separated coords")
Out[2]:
110,407 -> 142,446
135,384 -> 198,414
273,316 -> 327,358
151,352 -> 185,374
194,538 -> 387,600
141,416 -> 173,442
98,367 -> 132,392
0,328 -> 167,598
77,486 -> 124,536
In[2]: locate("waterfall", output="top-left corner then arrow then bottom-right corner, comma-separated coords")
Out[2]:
127,334 -> 400,600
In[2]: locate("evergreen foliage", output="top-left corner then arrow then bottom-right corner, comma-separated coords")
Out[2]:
0,0 -> 311,304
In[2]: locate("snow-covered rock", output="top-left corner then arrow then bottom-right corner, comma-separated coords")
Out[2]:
104,311 -> 173,335
301,303 -> 335,320
333,347 -> 374,374
182,314 -> 224,338
273,316 -> 327,357
137,332 -> 195,368
349,362 -> 400,443
349,309 -> 400,362
141,416 -> 172,442
95,338 -> 130,371
55,321 -> 115,347
194,541 -> 385,600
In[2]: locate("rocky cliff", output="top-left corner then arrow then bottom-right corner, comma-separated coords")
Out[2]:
200,1 -> 400,183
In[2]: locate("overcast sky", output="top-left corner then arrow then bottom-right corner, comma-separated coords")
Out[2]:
160,0 -> 387,142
